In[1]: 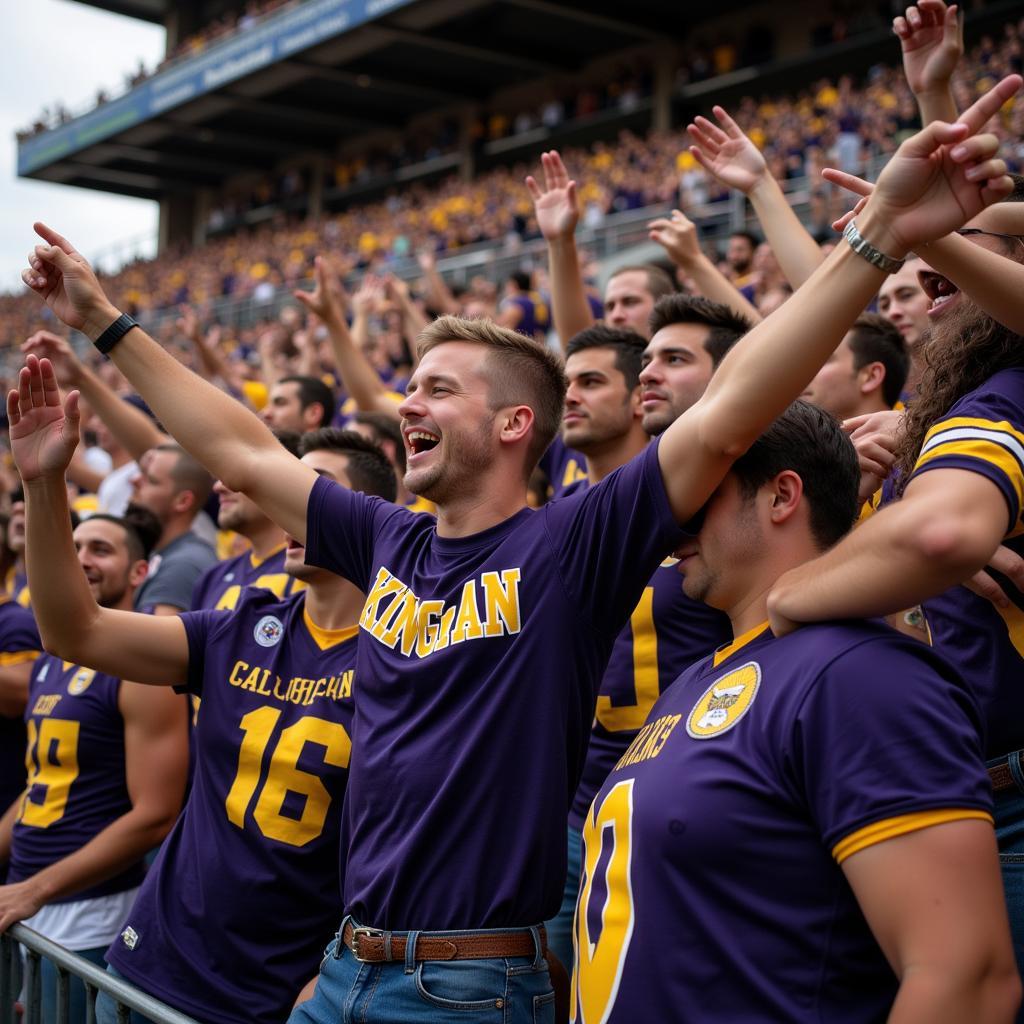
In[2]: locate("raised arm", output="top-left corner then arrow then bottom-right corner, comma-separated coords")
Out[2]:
21,237 -> 317,543
11,357 -> 191,683
21,331 -> 164,461
294,258 -> 401,419
656,77 -> 1020,525
417,251 -> 460,316
526,150 -> 594,350
825,165 -> 1024,335
896,0 -> 962,126
688,106 -> 825,289
648,209 -> 762,323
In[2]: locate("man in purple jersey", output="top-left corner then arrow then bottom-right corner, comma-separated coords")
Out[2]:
545,316 -> 736,970
0,509 -> 188,1024
0,594 -> 42,880
7,376 -> 393,1024
20,85 -> 1016,1022
574,401 -> 1018,1022
769,186 -> 1024,1006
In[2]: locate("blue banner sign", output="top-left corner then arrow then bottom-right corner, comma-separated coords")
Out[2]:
17,0 -> 417,176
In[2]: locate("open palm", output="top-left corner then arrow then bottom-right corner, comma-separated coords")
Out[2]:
688,107 -> 767,194
7,357 -> 80,483
526,151 -> 579,241
871,74 -> 1020,249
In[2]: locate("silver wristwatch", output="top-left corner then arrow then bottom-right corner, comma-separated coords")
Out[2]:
843,219 -> 905,274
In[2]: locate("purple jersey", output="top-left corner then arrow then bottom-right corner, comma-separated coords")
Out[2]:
9,656 -> 144,902
538,435 -> 588,499
908,368 -> 1024,756
190,543 -> 303,610
568,557 -> 731,830
573,622 -> 990,1023
305,438 -> 684,930
0,599 -> 41,823
107,589 -> 356,1024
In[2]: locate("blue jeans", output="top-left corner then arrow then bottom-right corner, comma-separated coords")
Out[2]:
94,965 -> 156,1024
991,752 -> 1024,1024
39,945 -> 106,1024
544,825 -> 581,977
289,920 -> 555,1024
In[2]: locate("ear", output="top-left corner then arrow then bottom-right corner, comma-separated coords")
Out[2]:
629,383 -> 644,420
171,488 -> 197,516
128,558 -> 150,589
303,403 -> 326,431
768,470 -> 804,525
498,405 -> 535,447
858,361 -> 885,397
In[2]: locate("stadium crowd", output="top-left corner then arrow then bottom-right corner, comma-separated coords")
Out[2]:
5,2 -> 1024,1023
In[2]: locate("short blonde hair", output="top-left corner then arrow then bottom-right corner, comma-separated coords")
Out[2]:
417,316 -> 567,471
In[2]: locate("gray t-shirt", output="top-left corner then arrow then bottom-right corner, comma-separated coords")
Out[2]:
134,531 -> 217,613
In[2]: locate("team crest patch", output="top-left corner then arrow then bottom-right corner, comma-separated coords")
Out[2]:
68,668 -> 96,695
686,662 -> 761,739
121,925 -> 139,950
254,615 -> 284,648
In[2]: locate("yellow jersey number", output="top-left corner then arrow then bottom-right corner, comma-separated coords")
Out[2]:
572,780 -> 636,1024
18,719 -> 81,828
224,707 -> 350,847
595,588 -> 659,732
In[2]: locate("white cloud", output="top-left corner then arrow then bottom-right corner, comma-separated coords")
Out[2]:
1,0 -> 166,293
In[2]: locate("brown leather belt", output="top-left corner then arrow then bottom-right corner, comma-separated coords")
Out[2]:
989,761 -> 1017,793
341,921 -> 546,963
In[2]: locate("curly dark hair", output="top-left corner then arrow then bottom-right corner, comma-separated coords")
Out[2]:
894,302 -> 1024,492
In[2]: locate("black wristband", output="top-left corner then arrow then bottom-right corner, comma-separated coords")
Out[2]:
94,313 -> 139,356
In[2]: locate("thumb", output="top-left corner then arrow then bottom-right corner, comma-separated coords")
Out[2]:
567,181 -> 578,207
292,290 -> 313,309
65,389 -> 81,424
898,119 -> 968,159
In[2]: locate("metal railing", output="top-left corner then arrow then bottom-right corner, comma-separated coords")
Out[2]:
0,923 -> 199,1024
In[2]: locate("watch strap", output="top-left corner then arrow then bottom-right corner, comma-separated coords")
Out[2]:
94,313 -> 139,356
843,220 -> 905,275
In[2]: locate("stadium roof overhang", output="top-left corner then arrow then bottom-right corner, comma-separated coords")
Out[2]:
21,0 -> 728,201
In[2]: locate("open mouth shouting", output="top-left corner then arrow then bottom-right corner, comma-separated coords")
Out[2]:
405,428 -> 441,461
918,270 -> 960,319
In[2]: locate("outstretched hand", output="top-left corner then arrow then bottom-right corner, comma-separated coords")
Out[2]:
687,106 -> 768,195
525,151 -> 580,242
22,223 -> 118,337
21,330 -> 83,385
293,256 -> 346,326
895,1 -> 963,97
864,73 -> 1021,252
7,355 -> 81,483
649,210 -> 702,267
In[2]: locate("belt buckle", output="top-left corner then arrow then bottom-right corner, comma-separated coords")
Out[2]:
350,927 -> 382,962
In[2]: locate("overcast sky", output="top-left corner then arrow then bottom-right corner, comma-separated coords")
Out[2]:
1,0 -> 165,292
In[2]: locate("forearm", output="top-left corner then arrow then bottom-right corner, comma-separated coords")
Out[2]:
82,310 -> 279,493
0,798 -> 20,866
421,266 -> 460,315
915,86 -> 958,126
888,970 -> 1020,1023
75,364 -> 164,461
918,232 -> 1024,335
65,444 -> 105,493
325,314 -> 394,415
546,236 -> 594,350
0,663 -> 33,718
23,804 -> 177,907
768,496 -> 996,626
25,476 -> 103,657
191,336 -> 229,385
396,292 -> 428,341
747,175 -> 825,289
685,255 -> 762,323
699,207 -> 893,450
